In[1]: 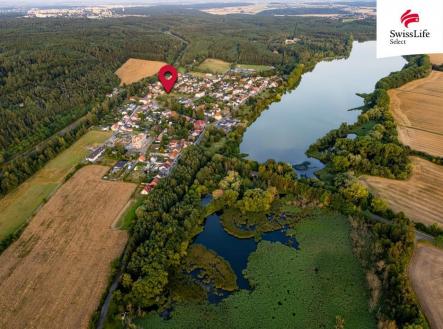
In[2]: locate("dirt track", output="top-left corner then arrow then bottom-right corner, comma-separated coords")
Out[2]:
115,58 -> 166,85
389,70 -> 443,157
409,244 -> 443,329
0,165 -> 135,329
361,157 -> 443,228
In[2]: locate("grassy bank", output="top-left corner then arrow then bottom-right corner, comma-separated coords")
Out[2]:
0,130 -> 111,240
135,210 -> 376,329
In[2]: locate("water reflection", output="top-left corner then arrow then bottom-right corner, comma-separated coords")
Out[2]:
240,41 -> 406,176
194,214 -> 298,294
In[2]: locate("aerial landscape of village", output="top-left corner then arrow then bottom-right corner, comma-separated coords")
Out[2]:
0,1 -> 442,329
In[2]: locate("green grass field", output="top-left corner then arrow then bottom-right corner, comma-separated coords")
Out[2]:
197,58 -> 231,74
136,210 -> 376,329
116,198 -> 142,230
0,130 -> 112,240
236,63 -> 274,72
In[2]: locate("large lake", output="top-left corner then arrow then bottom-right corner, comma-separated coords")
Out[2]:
240,41 -> 406,175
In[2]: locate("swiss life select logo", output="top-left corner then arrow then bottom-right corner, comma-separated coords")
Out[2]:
377,0 -> 443,58
400,10 -> 419,28
389,9 -> 430,45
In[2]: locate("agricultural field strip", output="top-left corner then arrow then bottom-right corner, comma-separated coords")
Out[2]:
361,157 -> 443,227
0,131 -> 112,240
115,59 -> 167,85
396,88 -> 443,99
0,166 -> 136,329
389,70 -> 443,157
408,245 -> 443,329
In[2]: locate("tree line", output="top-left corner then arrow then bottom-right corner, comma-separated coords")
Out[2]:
307,54 -> 432,179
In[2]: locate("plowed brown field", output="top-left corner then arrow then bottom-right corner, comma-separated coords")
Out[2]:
116,58 -> 166,85
409,244 -> 443,329
389,70 -> 443,157
361,157 -> 443,227
0,165 -> 136,329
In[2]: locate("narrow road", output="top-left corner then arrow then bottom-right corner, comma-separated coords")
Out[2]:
366,212 -> 435,242
164,30 -> 189,67
96,244 -> 130,329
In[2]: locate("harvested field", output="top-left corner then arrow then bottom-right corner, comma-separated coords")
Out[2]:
361,157 -> 443,227
389,70 -> 443,157
429,54 -> 443,65
0,165 -> 136,329
116,58 -> 166,85
0,130 -> 111,240
409,244 -> 443,329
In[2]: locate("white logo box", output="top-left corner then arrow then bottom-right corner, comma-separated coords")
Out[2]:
377,0 -> 443,58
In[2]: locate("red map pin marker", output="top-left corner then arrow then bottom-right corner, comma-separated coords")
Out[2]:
158,64 -> 178,93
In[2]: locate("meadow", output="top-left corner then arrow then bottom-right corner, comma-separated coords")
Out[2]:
136,211 -> 375,329
236,63 -> 274,72
0,130 -> 111,240
196,59 -> 274,75
196,58 -> 231,74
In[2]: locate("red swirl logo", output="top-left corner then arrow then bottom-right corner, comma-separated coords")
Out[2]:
401,9 -> 419,28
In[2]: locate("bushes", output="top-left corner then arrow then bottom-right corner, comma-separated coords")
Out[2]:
351,214 -> 429,328
376,55 -> 431,90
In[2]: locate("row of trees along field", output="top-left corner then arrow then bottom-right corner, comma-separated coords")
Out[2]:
307,54 -> 432,179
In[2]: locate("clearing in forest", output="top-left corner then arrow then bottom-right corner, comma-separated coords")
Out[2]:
389,70 -> 443,157
361,157 -> 443,227
0,130 -> 112,240
116,58 -> 167,85
409,244 -> 443,329
0,165 -> 136,329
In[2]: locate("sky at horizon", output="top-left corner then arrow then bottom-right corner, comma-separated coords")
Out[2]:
0,0 -> 368,9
